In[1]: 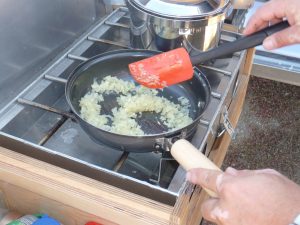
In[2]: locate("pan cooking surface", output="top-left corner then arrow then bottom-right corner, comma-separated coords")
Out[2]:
66,50 -> 210,149
81,72 -> 200,135
100,92 -> 169,133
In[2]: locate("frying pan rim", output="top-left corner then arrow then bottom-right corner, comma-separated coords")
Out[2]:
65,49 -> 211,138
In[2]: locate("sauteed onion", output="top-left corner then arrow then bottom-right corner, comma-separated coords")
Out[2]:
80,76 -> 192,135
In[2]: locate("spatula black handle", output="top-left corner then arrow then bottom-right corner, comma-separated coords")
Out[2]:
190,21 -> 290,65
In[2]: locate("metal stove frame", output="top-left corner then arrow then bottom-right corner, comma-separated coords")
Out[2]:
0,7 -> 245,205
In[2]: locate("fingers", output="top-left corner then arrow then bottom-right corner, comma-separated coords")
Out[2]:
225,168 -> 283,178
202,198 -> 230,224
224,167 -> 238,176
201,198 -> 219,223
186,168 -> 223,194
254,168 -> 282,176
269,19 -> 284,26
263,25 -> 300,49
243,0 -> 287,35
243,19 -> 269,36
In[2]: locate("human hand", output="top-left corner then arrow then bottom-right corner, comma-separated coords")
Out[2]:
243,0 -> 300,50
186,167 -> 300,225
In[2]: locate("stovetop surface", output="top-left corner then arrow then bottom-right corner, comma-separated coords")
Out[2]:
0,7 -> 244,204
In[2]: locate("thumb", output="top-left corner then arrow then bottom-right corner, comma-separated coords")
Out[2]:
263,25 -> 300,50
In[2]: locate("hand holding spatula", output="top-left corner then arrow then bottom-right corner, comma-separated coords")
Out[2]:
129,21 -> 289,89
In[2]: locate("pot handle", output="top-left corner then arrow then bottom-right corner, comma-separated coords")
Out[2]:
170,139 -> 222,197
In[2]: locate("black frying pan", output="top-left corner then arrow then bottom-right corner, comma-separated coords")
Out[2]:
65,49 -> 211,152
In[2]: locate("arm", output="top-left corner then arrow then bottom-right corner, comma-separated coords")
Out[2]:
186,167 -> 300,225
243,0 -> 300,50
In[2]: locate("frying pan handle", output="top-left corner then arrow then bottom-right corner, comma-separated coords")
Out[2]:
170,139 -> 222,197
190,21 -> 290,65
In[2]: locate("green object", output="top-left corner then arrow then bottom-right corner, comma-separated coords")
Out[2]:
7,214 -> 43,225
7,221 -> 23,225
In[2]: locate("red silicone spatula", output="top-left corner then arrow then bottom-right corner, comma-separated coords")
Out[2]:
129,21 -> 289,89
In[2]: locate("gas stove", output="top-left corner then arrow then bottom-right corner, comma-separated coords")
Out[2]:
0,7 -> 245,205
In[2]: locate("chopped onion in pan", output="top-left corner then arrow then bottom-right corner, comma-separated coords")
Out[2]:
80,76 -> 193,135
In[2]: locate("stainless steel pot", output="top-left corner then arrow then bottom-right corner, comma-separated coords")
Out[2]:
126,0 -> 231,52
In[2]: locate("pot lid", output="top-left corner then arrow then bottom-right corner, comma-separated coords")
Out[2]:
130,0 -> 230,18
